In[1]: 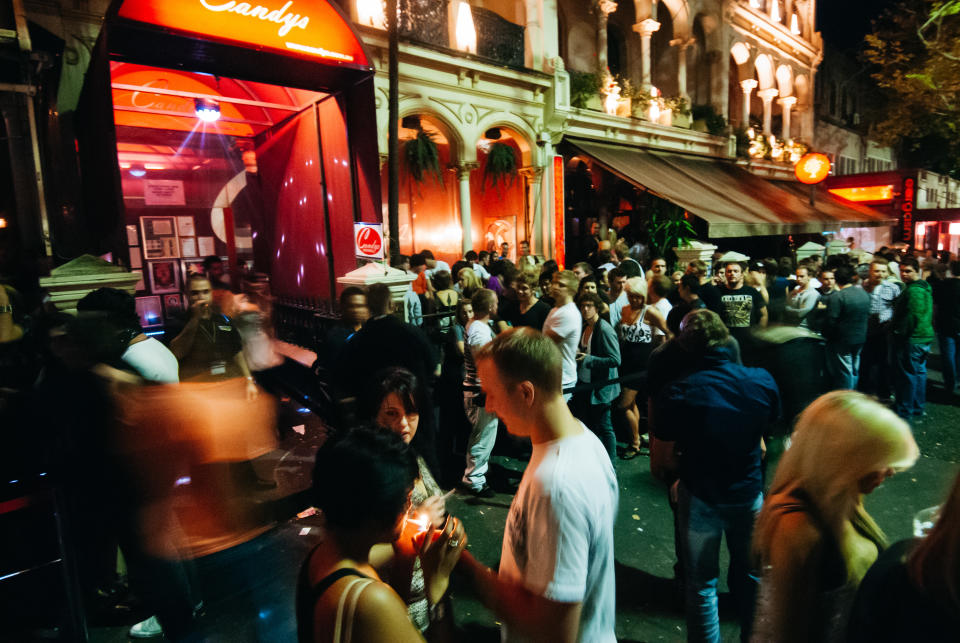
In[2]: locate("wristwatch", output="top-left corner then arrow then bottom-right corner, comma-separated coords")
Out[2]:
0,304 -> 12,314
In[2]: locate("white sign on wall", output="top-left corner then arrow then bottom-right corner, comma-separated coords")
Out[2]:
144,180 -> 186,206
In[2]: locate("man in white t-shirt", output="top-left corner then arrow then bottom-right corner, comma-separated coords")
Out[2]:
459,328 -> 618,642
542,270 -> 582,400
422,248 -> 450,280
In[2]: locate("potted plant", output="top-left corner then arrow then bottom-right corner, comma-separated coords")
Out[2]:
403,129 -> 443,194
483,142 -> 518,195
568,70 -> 602,109
691,104 -> 728,136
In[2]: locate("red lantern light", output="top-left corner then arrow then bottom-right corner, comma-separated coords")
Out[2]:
795,152 -> 831,185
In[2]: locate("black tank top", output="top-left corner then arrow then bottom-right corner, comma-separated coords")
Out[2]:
296,552 -> 369,643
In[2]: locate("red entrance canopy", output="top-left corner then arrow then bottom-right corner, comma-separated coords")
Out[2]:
116,0 -> 370,68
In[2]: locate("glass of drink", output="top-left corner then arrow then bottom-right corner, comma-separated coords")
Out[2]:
913,505 -> 940,538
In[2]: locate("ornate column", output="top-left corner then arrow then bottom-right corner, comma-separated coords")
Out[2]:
671,37 -> 696,99
739,79 -> 757,129
456,162 -> 479,253
596,0 -> 618,72
778,96 -> 797,140
758,88 -> 779,136
519,166 -> 545,256
634,19 -> 660,88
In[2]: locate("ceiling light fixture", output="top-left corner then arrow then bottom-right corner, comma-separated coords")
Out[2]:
195,98 -> 221,123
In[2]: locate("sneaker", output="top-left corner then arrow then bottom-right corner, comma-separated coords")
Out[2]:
129,615 -> 163,639
458,482 -> 495,498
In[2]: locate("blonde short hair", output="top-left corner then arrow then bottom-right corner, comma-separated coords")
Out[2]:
624,276 -> 648,299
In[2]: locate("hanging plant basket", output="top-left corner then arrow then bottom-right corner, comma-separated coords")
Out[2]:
403,130 -> 443,192
483,142 -> 518,194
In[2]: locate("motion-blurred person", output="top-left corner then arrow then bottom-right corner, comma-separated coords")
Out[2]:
848,469 -> 960,641
458,329 -> 618,642
297,427 -> 465,642
170,276 -> 257,399
202,255 -> 230,290
77,287 -> 179,383
752,392 -> 918,643
543,271 -> 583,401
617,277 -> 671,459
859,259 -> 900,399
575,293 -> 621,460
821,265 -> 870,390
651,310 -> 779,643
459,289 -> 500,498
362,368 -> 450,633
315,286 -> 367,375
890,257 -> 934,419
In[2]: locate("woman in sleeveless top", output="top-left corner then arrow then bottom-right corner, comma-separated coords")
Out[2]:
297,427 -> 466,643
617,277 -> 671,459
751,392 -> 918,643
364,367 -> 448,632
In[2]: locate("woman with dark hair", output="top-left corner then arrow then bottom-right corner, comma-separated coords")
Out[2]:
297,426 -> 465,642
847,469 -> 960,641
363,368 -> 449,632
575,292 -> 620,460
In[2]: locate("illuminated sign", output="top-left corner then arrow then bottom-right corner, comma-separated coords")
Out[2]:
354,222 -> 384,259
553,155 -> 565,269
828,185 -> 894,203
794,152 -> 831,184
950,223 -> 960,236
117,0 -> 369,67
902,177 -> 915,244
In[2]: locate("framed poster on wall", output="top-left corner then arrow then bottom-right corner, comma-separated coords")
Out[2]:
182,258 -> 206,282
140,216 -> 180,259
147,259 -> 181,294
163,293 -> 185,319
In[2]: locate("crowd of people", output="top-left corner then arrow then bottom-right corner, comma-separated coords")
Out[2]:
305,237 -> 959,642
4,231 -> 960,641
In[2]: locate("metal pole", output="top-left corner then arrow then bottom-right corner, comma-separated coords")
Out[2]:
387,0 -> 400,261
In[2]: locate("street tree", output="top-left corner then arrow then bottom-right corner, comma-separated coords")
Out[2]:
863,0 -> 960,175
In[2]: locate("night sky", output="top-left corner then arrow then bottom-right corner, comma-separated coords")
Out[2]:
817,0 -> 899,51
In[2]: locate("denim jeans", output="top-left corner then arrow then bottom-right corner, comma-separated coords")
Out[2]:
678,484 -> 763,643
462,394 -> 499,490
938,333 -> 960,393
824,343 -> 863,390
892,342 -> 931,418
587,402 -> 616,461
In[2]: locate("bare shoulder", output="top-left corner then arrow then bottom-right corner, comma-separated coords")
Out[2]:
768,510 -> 824,567
352,581 -> 424,642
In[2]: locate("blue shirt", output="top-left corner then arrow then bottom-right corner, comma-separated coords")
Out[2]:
657,352 -> 780,504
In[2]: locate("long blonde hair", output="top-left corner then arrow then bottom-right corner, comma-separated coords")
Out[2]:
755,391 -> 919,558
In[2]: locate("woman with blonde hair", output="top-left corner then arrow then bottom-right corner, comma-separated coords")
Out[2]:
456,267 -> 482,301
846,469 -> 960,640
751,391 -> 919,642
616,276 -> 671,459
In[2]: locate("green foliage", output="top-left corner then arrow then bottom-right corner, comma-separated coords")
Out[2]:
568,70 -> 601,109
663,95 -> 690,116
691,104 -> 728,136
483,142 -> 518,194
403,130 -> 443,189
648,201 -> 697,265
863,0 -> 960,176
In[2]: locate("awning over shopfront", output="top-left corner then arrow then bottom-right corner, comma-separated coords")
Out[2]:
568,138 -> 896,238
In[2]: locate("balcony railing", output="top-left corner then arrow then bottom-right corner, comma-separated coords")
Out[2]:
399,0 -> 450,48
473,6 -> 525,68
391,0 -> 526,69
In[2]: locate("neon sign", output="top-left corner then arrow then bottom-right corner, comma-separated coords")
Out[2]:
117,0 -> 369,66
902,177 -> 915,244
828,185 -> 894,203
553,155 -> 565,269
794,152 -> 831,185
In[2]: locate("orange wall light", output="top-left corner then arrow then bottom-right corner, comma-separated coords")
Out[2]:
794,152 -> 831,184
828,185 -> 895,203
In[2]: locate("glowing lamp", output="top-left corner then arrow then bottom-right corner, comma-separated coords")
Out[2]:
356,0 -> 386,28
950,223 -> 960,236
454,1 -> 477,54
194,98 -> 221,123
0,218 -> 7,229
795,152 -> 831,185
129,166 -> 147,177
916,223 -> 927,238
